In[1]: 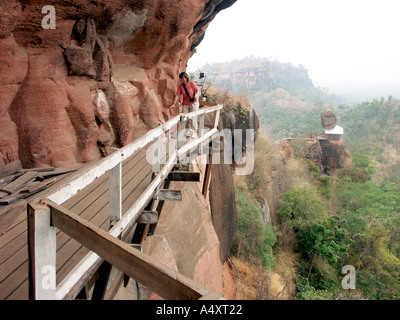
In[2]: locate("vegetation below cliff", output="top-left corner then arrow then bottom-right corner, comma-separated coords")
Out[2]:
204,59 -> 400,300
229,132 -> 400,300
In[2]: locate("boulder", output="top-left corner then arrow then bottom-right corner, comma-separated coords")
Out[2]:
321,109 -> 337,130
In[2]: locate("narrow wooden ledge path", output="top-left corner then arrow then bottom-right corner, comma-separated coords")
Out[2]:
0,147 -> 152,300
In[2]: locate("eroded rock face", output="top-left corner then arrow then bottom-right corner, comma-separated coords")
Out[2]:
0,0 -> 236,167
319,138 -> 349,169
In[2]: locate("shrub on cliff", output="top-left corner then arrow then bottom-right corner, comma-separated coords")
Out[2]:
231,187 -> 277,269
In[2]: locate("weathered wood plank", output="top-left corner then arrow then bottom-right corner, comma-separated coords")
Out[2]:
0,192 -> 27,205
137,211 -> 158,224
2,171 -> 38,195
0,172 -> 24,186
20,178 -> 57,194
37,167 -> 81,180
48,200 -> 210,300
0,191 -> 8,198
153,189 -> 182,201
20,167 -> 55,173
0,179 -> 57,205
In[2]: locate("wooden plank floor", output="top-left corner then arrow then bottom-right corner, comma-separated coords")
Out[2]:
0,147 -> 153,300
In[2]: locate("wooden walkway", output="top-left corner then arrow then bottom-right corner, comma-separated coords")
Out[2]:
1,103 -> 224,300
0,147 -> 152,300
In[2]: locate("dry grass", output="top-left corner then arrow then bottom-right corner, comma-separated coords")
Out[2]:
272,224 -> 300,300
230,257 -> 269,300
230,233 -> 300,301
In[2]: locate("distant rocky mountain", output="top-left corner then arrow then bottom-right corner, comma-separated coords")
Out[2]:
196,57 -> 348,139
199,57 -> 313,94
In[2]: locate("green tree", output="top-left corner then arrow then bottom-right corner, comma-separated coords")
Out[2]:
297,216 -> 351,279
277,188 -> 327,231
356,217 -> 400,299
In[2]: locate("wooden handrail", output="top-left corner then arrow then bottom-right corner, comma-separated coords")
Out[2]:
47,200 -> 212,300
44,104 -> 222,206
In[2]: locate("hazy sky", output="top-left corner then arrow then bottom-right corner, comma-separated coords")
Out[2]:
187,0 -> 400,99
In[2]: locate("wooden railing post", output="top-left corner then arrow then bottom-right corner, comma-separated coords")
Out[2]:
28,202 -> 56,300
109,162 -> 122,222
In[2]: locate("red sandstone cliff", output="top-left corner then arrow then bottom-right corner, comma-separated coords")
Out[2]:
0,0 -> 236,168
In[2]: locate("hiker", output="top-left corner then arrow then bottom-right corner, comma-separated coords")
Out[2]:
169,72 -> 199,138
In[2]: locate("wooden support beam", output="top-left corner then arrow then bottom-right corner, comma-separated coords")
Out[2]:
91,261 -> 112,300
131,199 -> 155,245
153,189 -> 182,201
148,180 -> 171,236
47,200 -> 210,300
174,163 -> 190,171
166,172 -> 200,182
137,211 -> 158,224
103,268 -> 125,300
202,154 -> 213,198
